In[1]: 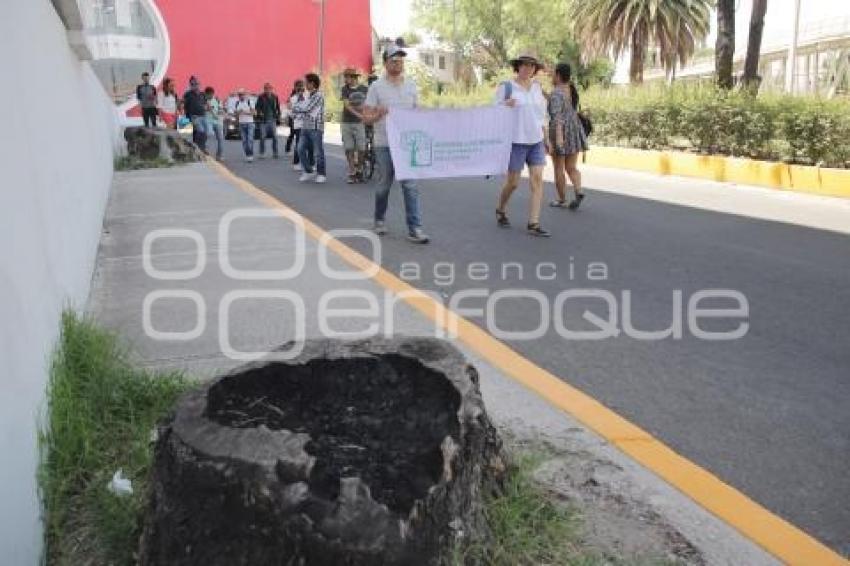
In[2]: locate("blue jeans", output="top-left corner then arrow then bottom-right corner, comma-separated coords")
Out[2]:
258,120 -> 278,156
207,119 -> 223,159
190,116 -> 208,151
374,147 -> 421,232
239,123 -> 255,156
297,129 -> 325,175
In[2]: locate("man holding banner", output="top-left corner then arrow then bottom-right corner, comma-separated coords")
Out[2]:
362,45 -> 430,244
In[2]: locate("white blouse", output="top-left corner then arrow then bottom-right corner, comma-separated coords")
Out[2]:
157,92 -> 178,114
495,80 -> 547,145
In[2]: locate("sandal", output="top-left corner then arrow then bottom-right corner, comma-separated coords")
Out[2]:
496,209 -> 511,228
527,223 -> 551,237
568,193 -> 585,210
549,199 -> 569,208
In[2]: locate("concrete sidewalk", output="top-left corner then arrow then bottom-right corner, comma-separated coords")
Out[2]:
87,162 -> 778,565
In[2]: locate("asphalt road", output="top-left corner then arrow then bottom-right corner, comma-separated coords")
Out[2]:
221,138 -> 850,554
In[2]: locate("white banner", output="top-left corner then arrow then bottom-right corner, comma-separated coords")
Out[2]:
387,106 -> 513,180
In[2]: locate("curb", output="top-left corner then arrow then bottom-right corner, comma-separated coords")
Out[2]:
585,146 -> 850,199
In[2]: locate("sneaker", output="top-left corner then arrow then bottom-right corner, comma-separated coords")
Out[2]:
258,154 -> 267,160
299,172 -> 317,182
293,163 -> 303,171
407,228 -> 430,244
568,193 -> 585,210
373,221 -> 387,236
347,174 -> 357,184
246,156 -> 254,163
527,223 -> 551,237
315,175 -> 327,184
549,200 -> 569,208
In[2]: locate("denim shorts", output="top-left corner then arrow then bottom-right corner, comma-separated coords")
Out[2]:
508,141 -> 547,172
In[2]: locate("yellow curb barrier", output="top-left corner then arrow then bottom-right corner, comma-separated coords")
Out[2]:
585,146 -> 850,199
210,160 -> 850,566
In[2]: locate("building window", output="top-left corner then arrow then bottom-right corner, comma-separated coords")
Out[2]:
421,53 -> 434,67
438,55 -> 446,70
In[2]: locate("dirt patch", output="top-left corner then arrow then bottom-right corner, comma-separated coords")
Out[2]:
505,433 -> 705,565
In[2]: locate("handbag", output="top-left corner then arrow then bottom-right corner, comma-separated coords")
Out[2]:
578,106 -> 593,138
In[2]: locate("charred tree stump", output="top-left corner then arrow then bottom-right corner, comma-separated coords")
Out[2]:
123,126 -> 204,163
139,338 -> 505,566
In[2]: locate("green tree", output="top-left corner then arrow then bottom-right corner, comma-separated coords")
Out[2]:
413,0 -> 571,74
558,39 -> 616,88
571,0 -> 712,85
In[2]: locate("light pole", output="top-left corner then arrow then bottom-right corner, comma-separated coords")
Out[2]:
314,0 -> 326,74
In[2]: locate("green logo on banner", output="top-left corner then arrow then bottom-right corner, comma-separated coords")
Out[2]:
400,130 -> 434,167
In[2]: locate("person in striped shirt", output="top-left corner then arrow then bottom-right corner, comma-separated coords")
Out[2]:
292,73 -> 327,184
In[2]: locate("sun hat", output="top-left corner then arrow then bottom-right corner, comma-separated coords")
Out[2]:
509,53 -> 544,72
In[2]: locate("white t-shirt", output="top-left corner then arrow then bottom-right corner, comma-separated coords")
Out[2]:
234,99 -> 254,124
364,76 -> 418,147
494,80 -> 547,145
290,94 -> 305,129
157,92 -> 177,114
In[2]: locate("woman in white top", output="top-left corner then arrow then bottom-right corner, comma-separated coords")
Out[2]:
156,77 -> 179,129
494,54 -> 551,237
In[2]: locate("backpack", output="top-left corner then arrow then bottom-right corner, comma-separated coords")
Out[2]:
501,80 -> 513,101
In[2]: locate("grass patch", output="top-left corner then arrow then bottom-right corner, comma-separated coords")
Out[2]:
454,454 -> 598,566
455,453 -> 685,566
39,311 -> 191,565
114,156 -> 176,171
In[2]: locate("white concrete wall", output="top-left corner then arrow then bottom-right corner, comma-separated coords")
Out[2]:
0,2 -> 119,563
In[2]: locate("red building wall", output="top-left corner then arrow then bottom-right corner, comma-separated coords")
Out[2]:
153,0 -> 372,96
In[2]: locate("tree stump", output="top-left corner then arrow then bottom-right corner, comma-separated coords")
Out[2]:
139,338 -> 505,566
123,126 -> 204,163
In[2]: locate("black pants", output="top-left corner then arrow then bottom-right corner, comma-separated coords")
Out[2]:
286,126 -> 299,154
142,107 -> 158,127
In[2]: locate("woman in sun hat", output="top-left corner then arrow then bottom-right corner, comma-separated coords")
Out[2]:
494,53 -> 551,237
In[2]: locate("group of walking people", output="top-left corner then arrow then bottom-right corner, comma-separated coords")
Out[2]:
495,53 -> 588,238
135,47 -> 587,245
135,73 -> 228,160
349,48 -> 588,243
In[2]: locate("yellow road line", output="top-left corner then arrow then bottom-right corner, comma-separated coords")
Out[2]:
210,161 -> 848,566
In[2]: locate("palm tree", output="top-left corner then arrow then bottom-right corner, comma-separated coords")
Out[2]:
742,0 -> 768,90
571,0 -> 712,85
716,0 -> 735,89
